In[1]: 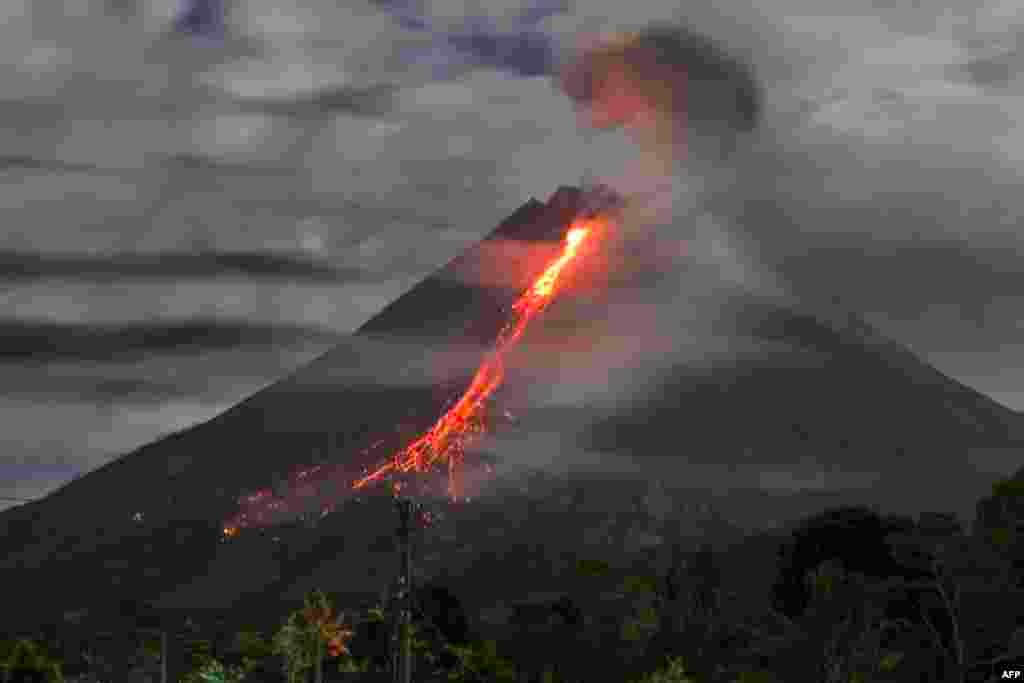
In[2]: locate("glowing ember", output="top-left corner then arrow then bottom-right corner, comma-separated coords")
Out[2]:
351,222 -> 598,498
223,216 -> 606,536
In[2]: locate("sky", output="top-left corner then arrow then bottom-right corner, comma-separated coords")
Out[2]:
1,0 -> 1023,511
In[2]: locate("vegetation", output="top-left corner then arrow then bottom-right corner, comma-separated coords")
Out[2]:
179,637 -> 246,683
182,658 -> 247,683
18,474 -> 1024,682
444,640 -> 516,682
0,638 -> 62,683
770,505 -> 922,621
984,476 -> 1024,584
271,589 -> 354,683
631,657 -> 697,683
231,628 -> 275,672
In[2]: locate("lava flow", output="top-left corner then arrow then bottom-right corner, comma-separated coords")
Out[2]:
352,220 -> 599,498
222,215 -> 606,537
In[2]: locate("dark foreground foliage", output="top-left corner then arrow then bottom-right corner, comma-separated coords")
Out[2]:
9,476 -> 1024,683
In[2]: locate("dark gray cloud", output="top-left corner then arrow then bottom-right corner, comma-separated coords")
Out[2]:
3,0 -> 1024,513
232,83 -> 400,119
957,50 -> 1019,88
0,155 -> 129,175
0,150 -> 292,181
1,373 -> 191,404
742,215 -> 1024,325
231,194 -> 455,233
0,340 -> 332,406
156,152 -> 295,176
0,99 -> 69,137
373,0 -> 568,79
0,319 -> 340,363
0,249 -> 378,283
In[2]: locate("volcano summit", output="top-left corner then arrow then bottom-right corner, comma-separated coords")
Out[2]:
0,186 -> 1020,638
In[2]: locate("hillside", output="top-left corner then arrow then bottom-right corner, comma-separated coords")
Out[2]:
0,186 -> 585,626
1,186 -> 1021,634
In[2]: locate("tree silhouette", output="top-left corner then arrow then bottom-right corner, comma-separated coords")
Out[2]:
771,506 -> 921,620
687,543 -> 722,621
409,582 -> 473,674
767,504 -> 973,681
271,590 -> 353,683
0,638 -> 61,683
345,607 -> 390,673
979,476 -> 1024,585
415,583 -> 471,647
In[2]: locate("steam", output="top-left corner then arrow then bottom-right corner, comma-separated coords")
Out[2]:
559,25 -> 761,221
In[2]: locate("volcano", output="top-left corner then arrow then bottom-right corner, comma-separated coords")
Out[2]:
1,186 -> 1022,640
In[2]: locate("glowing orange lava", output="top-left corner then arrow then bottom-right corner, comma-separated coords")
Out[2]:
222,218 -> 604,537
352,221 -> 599,499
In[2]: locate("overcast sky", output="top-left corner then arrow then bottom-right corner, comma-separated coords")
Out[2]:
1,0 -> 1022,511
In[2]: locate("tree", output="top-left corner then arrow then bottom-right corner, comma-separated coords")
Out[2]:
886,520 -> 1022,683
415,583 -> 472,647
764,507 -> 980,681
631,656 -> 697,683
545,596 -> 585,682
344,605 -> 390,673
636,543 -> 732,681
799,560 -> 912,683
229,629 -> 274,674
570,545 -> 725,681
444,640 -> 516,683
779,508 -> 1021,683
183,638 -> 215,674
979,476 -> 1024,585
772,506 -> 922,620
410,583 -> 474,676
0,638 -> 62,683
182,659 -> 246,683
272,590 -> 354,683
685,543 -> 722,623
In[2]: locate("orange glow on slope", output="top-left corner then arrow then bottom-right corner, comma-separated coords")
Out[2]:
352,222 -> 600,499
221,218 -> 607,537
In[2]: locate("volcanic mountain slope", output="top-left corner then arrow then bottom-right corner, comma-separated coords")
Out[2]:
0,187 -> 586,625
537,293 -> 1024,517
2,186 -> 1022,632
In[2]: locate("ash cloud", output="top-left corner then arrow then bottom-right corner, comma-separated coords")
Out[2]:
535,1 -> 1024,412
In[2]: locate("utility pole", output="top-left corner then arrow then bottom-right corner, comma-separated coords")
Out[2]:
392,496 -> 415,683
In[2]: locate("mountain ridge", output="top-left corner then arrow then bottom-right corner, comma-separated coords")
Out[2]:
1,186 -> 1020,633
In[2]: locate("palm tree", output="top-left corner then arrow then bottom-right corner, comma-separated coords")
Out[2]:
273,590 -> 354,683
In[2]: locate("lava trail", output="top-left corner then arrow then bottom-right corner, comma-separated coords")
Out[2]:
352,221 -> 598,497
223,216 -> 605,536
